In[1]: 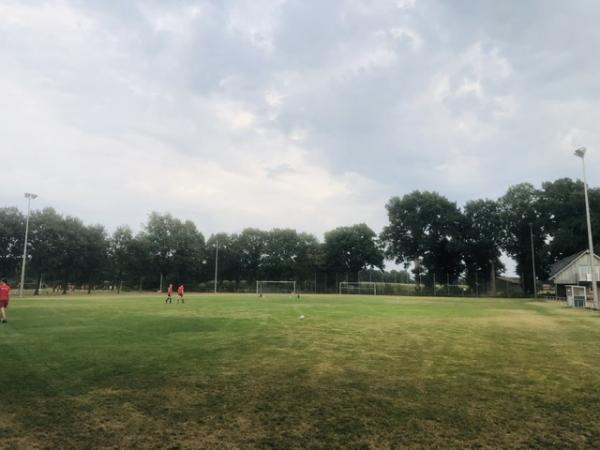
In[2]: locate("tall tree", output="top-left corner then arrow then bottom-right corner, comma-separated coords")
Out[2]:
294,232 -> 322,283
171,220 -> 205,284
462,199 -> 505,293
381,191 -> 463,285
29,208 -> 65,294
0,207 -> 24,281
79,224 -> 109,293
53,216 -> 89,294
206,233 -> 241,287
538,178 -> 600,261
323,224 -> 383,280
235,228 -> 267,283
143,212 -> 178,291
261,229 -> 305,281
128,234 -> 153,291
108,226 -> 135,292
500,183 -> 548,295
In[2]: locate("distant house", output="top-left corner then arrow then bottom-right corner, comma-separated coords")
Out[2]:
549,250 -> 600,302
496,276 -> 523,297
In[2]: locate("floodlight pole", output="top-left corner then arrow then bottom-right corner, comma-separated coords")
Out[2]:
19,192 -> 38,298
214,240 -> 219,294
529,223 -> 537,299
575,147 -> 599,309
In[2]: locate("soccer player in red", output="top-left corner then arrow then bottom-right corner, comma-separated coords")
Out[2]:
0,279 -> 10,324
165,284 -> 173,304
177,284 -> 184,304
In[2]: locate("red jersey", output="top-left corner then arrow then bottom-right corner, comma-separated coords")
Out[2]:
177,285 -> 184,295
167,285 -> 173,295
0,283 -> 10,301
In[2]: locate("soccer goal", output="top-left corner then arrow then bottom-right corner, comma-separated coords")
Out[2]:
339,281 -> 377,295
256,280 -> 297,296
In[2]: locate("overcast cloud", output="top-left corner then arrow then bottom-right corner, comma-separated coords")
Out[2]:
1,0 -> 599,244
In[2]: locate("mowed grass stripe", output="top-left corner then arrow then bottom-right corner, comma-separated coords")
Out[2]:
2,294 -> 600,448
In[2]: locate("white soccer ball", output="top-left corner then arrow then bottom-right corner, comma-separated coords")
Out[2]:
299,315 -> 305,320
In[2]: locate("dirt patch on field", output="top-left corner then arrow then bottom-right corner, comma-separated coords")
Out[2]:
0,412 -> 42,448
472,309 -> 558,329
0,414 -> 45,450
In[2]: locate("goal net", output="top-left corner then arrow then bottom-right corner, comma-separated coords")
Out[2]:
339,281 -> 377,295
373,282 -> 417,296
256,280 -> 297,296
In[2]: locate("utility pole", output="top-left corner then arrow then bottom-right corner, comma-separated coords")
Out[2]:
19,192 -> 38,297
490,259 -> 496,296
529,223 -> 537,299
214,240 -> 219,294
574,147 -> 599,309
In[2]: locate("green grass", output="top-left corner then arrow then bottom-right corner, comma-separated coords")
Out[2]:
2,294 -> 600,449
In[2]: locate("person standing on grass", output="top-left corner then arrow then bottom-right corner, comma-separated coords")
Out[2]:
0,279 -> 10,324
177,284 -> 184,303
165,283 -> 173,304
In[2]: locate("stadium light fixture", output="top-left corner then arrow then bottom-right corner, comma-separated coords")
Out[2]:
574,147 -> 599,309
19,192 -> 38,298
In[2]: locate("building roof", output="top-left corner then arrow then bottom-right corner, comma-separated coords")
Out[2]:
549,250 -> 591,280
497,276 -> 521,285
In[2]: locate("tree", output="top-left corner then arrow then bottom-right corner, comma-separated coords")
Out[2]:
206,233 -> 241,287
323,224 -> 383,280
294,232 -> 322,283
79,224 -> 109,293
28,208 -> 65,294
500,183 -> 548,295
108,226 -> 133,291
462,199 -> 505,293
381,191 -> 463,285
143,212 -> 178,291
235,228 -> 267,283
52,216 -> 89,294
171,220 -> 205,285
143,212 -> 206,289
127,234 -> 153,291
0,207 -> 24,281
259,229 -> 297,280
538,178 -> 600,261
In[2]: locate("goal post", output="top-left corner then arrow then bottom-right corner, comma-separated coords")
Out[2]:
256,280 -> 296,296
339,281 -> 377,295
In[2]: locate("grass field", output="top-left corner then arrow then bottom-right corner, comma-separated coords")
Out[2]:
2,294 -> 600,449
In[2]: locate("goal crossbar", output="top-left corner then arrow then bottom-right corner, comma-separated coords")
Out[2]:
339,281 -> 377,295
256,280 -> 297,295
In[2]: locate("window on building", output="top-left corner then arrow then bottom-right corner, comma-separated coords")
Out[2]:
578,266 -> 600,282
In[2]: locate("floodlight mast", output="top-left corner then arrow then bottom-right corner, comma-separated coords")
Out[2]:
574,147 -> 599,309
214,240 -> 219,294
19,192 -> 38,298
529,223 -> 537,299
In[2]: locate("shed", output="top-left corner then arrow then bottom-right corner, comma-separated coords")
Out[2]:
549,250 -> 600,305
496,276 -> 523,297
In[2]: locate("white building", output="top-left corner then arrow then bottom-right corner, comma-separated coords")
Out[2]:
549,250 -> 600,305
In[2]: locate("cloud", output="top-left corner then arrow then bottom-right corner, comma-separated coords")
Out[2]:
1,0 -> 599,258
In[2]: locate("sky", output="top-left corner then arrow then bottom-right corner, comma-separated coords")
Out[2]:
1,0 -> 599,252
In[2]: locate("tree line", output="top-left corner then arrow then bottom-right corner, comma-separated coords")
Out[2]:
0,177 -> 597,295
381,178 -> 600,295
0,210 -> 387,293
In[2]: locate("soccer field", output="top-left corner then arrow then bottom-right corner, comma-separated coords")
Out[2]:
2,294 -> 600,448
